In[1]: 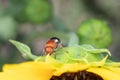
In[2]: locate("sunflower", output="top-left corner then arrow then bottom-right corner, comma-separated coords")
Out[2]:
0,55 -> 120,80
1,37 -> 120,80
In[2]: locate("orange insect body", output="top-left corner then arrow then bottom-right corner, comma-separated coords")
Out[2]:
45,37 -> 61,55
45,40 -> 57,55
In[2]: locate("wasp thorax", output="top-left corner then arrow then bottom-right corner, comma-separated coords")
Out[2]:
50,37 -> 61,44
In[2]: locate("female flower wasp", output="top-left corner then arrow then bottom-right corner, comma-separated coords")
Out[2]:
44,37 -> 63,55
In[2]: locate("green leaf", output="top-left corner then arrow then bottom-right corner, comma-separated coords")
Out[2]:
9,40 -> 38,60
45,55 -> 63,68
90,55 -> 108,66
34,55 -> 46,62
81,44 -> 111,56
105,62 -> 120,67
68,33 -> 79,47
55,44 -> 110,64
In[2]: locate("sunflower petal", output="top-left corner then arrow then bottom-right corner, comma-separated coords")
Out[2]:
87,67 -> 120,80
104,67 -> 120,75
54,63 -> 90,76
0,62 -> 55,80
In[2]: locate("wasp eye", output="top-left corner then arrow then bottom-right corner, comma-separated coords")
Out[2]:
50,37 -> 60,43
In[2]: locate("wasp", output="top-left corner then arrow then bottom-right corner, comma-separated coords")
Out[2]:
44,37 -> 62,55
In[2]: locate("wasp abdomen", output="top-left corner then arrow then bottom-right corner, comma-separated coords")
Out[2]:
45,40 -> 56,55
45,46 -> 54,55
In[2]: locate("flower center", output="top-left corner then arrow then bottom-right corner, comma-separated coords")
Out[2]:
50,71 -> 103,80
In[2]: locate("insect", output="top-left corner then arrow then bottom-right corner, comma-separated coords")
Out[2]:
44,37 -> 62,55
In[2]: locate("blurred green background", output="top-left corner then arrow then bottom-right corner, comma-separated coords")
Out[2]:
0,0 -> 120,70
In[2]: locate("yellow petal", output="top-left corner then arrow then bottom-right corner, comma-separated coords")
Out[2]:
104,67 -> 120,75
87,67 -> 120,80
54,63 -> 90,76
0,61 -> 55,80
